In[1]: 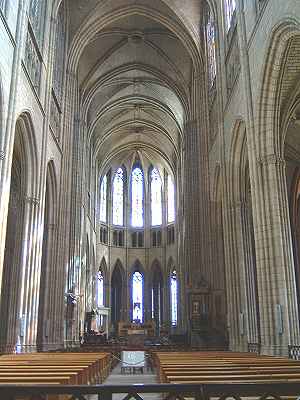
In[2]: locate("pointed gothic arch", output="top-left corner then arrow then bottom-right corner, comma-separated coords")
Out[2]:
150,260 -> 164,333
227,120 -> 261,347
111,260 -> 125,329
0,112 -> 39,352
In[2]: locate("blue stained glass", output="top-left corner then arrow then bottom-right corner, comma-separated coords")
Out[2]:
100,176 -> 107,223
168,175 -> 175,223
113,168 -> 124,226
132,271 -> 143,323
131,167 -> 144,227
151,168 -> 162,226
171,270 -> 178,326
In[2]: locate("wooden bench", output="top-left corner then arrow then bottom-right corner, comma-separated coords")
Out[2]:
0,351 -> 112,399
154,351 -> 300,388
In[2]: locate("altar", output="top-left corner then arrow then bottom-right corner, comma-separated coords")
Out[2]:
118,321 -> 155,338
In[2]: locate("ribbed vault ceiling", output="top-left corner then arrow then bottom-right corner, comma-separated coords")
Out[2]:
68,0 -> 203,171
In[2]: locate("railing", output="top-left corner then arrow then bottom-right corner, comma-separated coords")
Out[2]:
1,383 -> 300,400
248,342 -> 261,354
289,345 -> 300,360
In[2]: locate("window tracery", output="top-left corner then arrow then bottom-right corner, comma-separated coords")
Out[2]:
29,0 -> 46,44
50,3 -> 65,140
24,1 -> 46,91
206,8 -> 217,87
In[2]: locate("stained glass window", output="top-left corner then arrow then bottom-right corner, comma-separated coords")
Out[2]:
132,271 -> 143,323
168,175 -> 175,223
29,0 -> 46,44
131,167 -> 144,227
151,288 -> 154,319
151,168 -> 162,226
100,175 -> 107,223
53,4 -> 65,105
171,270 -> 178,326
207,9 -> 216,86
225,0 -> 236,30
97,271 -> 104,307
113,168 -> 124,226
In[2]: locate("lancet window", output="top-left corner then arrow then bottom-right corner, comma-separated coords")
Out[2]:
113,168 -> 124,226
170,270 -> 178,326
100,175 -> 107,223
167,175 -> 175,223
206,8 -> 217,86
151,168 -> 162,226
132,271 -> 144,323
224,0 -> 236,30
131,167 -> 144,227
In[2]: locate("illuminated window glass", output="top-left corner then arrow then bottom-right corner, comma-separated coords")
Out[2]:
151,288 -> 154,319
97,271 -> 104,307
132,271 -> 144,323
100,175 -> 107,223
131,167 -> 144,227
207,9 -> 216,86
168,175 -> 175,223
225,0 -> 236,30
151,168 -> 162,226
113,168 -> 124,226
170,270 -> 178,326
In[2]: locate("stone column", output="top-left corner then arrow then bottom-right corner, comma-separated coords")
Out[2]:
44,223 -> 58,350
56,69 -> 80,348
18,196 -> 42,352
183,118 -> 203,287
242,199 -> 260,346
253,155 -> 300,355
223,201 -> 248,352
234,0 -> 300,354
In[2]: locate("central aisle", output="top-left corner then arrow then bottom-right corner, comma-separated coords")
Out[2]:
103,362 -> 161,400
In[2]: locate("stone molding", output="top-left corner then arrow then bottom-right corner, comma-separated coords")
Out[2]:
47,223 -> 57,231
184,119 -> 197,132
228,200 -> 247,210
0,151 -> 5,160
24,196 -> 40,206
257,154 -> 285,166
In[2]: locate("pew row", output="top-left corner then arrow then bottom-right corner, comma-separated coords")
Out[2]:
0,351 -> 112,399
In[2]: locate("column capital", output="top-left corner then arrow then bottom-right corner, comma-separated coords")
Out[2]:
257,154 -> 285,166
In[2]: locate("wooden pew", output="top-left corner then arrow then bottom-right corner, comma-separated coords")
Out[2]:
155,351 -> 300,387
0,351 -> 112,399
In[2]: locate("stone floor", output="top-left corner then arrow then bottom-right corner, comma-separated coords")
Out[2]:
89,363 -> 162,400
95,362 -> 162,400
